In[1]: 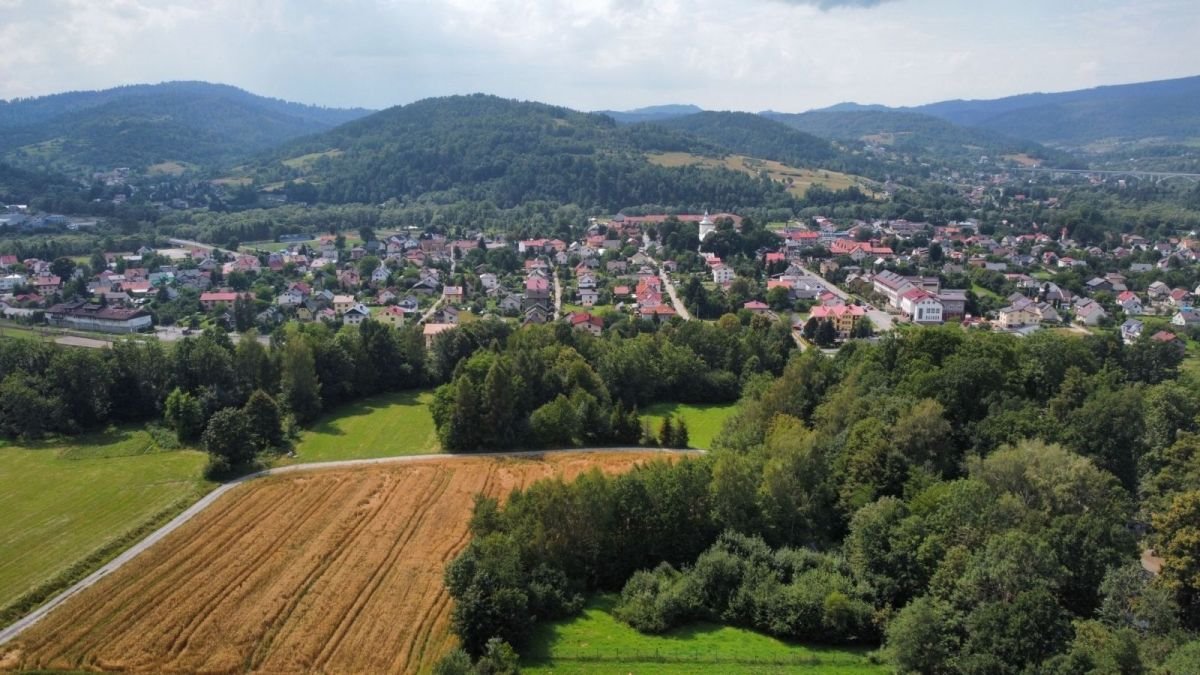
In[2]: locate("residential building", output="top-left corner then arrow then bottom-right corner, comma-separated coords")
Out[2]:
807,304 -> 866,338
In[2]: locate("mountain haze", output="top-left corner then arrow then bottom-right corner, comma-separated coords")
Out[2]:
815,74 -> 1200,146
765,109 -> 1077,166
596,104 -> 703,125
0,82 -> 373,172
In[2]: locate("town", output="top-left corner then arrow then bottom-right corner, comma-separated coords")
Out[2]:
2,203 -> 1198,361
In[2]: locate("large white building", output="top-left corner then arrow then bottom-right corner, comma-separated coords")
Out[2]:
45,302 -> 152,333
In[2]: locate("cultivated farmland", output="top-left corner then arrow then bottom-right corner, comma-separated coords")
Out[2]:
2,451 -> 679,674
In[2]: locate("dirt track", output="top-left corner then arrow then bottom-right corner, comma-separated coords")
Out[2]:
0,450 -> 685,674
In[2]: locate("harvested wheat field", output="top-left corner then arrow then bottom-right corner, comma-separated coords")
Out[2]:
2,451 -> 678,674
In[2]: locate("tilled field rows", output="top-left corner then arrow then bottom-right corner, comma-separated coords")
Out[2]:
3,452 -> 667,674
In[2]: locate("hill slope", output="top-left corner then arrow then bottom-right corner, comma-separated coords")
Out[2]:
818,75 -> 1200,146
596,104 -> 703,125
650,111 -> 838,168
252,94 -> 801,211
765,109 -> 1076,166
0,82 -> 372,172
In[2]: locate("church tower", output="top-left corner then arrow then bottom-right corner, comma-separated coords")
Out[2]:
698,211 -> 715,244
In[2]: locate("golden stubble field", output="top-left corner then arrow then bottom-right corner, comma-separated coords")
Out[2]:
2,452 -> 674,674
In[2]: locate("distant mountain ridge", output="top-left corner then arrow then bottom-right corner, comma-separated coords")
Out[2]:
812,74 -> 1200,146
0,81 -> 373,172
595,104 -> 702,124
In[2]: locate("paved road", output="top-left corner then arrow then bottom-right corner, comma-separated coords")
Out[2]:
165,237 -> 217,252
0,447 -> 699,647
794,262 -> 894,332
553,270 -> 563,320
654,261 -> 692,320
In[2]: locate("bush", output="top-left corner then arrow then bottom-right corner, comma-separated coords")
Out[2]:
432,648 -> 475,675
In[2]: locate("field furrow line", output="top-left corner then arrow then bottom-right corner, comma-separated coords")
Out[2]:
159,477 -> 349,667
18,483 -> 278,667
310,467 -> 455,672
242,471 -> 412,671
263,468 -> 440,673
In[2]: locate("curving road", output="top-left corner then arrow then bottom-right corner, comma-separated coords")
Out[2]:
654,260 -> 692,320
0,447 -> 699,647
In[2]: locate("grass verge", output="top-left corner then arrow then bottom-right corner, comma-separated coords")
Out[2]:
521,595 -> 887,674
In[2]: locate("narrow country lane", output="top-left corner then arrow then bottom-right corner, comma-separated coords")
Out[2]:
0,447 -> 700,647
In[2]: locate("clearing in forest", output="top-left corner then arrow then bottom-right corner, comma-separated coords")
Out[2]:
2,451 -> 678,674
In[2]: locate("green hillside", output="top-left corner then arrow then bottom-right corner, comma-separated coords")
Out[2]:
251,94 -> 805,211
909,74 -> 1200,145
766,109 -> 1077,167
0,82 -> 372,173
651,111 -> 838,167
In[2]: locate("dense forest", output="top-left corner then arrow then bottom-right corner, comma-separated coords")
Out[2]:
248,95 -> 805,211
766,109 -> 1080,169
909,74 -> 1200,146
0,82 -> 370,173
650,111 -> 838,167
430,315 -> 794,451
439,327 -> 1200,673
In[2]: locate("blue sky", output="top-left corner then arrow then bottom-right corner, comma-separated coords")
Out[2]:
0,0 -> 1196,112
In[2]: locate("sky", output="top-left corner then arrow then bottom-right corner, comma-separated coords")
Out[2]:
1,0 -> 1198,112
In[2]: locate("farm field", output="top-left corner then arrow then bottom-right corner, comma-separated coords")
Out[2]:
282,389 -> 439,464
1,451 -> 680,674
521,595 -> 886,674
642,401 -> 738,449
646,152 -> 877,198
0,430 -> 209,621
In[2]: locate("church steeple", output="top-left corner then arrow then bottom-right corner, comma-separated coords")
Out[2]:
698,210 -> 715,243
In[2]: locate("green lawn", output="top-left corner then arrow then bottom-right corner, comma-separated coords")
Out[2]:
0,429 -> 210,620
1182,339 -> 1200,379
971,283 -> 1000,300
642,402 -> 739,450
522,595 -> 887,675
284,389 -> 440,463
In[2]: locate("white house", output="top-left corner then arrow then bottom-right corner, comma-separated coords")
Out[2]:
899,288 -> 944,324
712,264 -> 735,284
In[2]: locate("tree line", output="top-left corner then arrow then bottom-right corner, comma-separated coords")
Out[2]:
439,327 -> 1200,673
430,315 -> 795,452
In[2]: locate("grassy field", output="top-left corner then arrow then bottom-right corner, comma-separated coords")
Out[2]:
521,595 -> 887,674
646,152 -> 877,198
642,401 -> 738,450
1182,339 -> 1200,379
284,389 -> 440,463
971,283 -> 1001,300
0,429 -> 209,618
281,148 -> 344,169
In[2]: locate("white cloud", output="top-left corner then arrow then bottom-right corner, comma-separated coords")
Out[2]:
0,0 -> 1197,112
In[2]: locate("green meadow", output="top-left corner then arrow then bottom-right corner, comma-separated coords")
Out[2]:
0,429 -> 209,624
522,595 -> 887,674
642,401 -> 739,450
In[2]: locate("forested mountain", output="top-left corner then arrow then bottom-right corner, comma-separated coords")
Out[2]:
649,111 -> 838,167
253,94 -> 803,211
765,109 -> 1078,167
815,74 -> 1200,146
596,104 -> 702,124
0,82 -> 372,173
0,162 -> 79,204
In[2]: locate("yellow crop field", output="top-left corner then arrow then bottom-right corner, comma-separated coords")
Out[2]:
646,152 -> 877,197
2,452 -> 674,674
